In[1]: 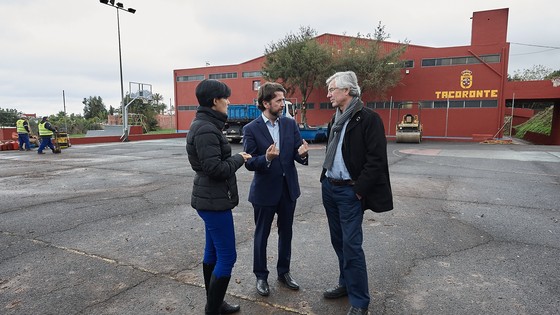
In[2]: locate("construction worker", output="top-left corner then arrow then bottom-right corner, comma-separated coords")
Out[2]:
16,115 -> 32,151
37,116 -> 59,154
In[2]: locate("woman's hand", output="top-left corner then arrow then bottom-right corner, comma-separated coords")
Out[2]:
238,152 -> 252,162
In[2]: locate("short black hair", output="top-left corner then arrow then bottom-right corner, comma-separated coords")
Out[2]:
195,79 -> 231,107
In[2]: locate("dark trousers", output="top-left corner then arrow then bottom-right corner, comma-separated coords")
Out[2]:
252,179 -> 296,280
38,136 -> 55,153
18,133 -> 31,150
197,210 -> 237,278
321,178 -> 370,309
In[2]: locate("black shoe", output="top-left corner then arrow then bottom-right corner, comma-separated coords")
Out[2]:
256,279 -> 269,296
218,301 -> 240,314
278,272 -> 299,290
202,263 -> 240,314
347,306 -> 368,315
323,284 -> 348,299
206,274 -> 232,315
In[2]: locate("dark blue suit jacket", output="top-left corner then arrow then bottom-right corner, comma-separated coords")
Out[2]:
243,115 -> 308,206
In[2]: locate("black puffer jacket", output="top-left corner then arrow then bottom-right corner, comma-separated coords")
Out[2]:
186,106 -> 245,211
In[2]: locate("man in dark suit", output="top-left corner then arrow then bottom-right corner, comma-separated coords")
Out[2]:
320,71 -> 393,315
243,82 -> 309,297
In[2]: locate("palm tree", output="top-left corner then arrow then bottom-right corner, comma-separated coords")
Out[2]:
151,93 -> 163,105
151,93 -> 166,114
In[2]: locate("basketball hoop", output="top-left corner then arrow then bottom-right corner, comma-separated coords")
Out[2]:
552,77 -> 560,88
122,82 -> 152,141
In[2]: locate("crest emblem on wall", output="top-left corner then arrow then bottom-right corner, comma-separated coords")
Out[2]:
460,70 -> 473,89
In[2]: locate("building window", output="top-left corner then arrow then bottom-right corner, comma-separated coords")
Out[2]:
421,59 -> 436,67
482,55 -> 500,63
466,56 -> 481,64
242,71 -> 263,78
177,105 -> 198,111
306,103 -> 315,110
451,57 -> 468,65
422,54 -> 500,67
403,60 -> 414,68
177,75 -> 204,82
397,102 -> 413,109
366,102 -> 375,109
436,58 -> 452,66
433,101 -> 448,108
209,72 -> 237,79
449,100 -> 464,108
423,100 -> 497,108
465,100 -> 481,108
481,100 -> 498,108
320,102 -> 332,109
419,101 -> 433,109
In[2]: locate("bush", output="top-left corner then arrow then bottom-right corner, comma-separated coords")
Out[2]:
514,106 -> 553,138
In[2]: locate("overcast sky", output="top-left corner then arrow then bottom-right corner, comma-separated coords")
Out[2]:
1,0 -> 558,117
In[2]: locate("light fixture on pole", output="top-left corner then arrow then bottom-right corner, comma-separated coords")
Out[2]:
99,0 -> 136,141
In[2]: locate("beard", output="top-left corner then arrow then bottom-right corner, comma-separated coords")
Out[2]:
269,107 -> 283,118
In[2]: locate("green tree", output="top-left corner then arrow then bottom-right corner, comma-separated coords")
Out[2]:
43,112 -> 103,135
123,92 -> 167,132
373,21 -> 390,41
83,96 -> 108,120
151,93 -> 166,114
510,64 -> 553,81
262,26 -> 332,126
262,25 -> 407,124
332,23 -> 407,97
544,70 -> 560,80
0,107 -> 21,127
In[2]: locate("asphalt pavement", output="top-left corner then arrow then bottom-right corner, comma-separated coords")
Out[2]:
1,139 -> 559,315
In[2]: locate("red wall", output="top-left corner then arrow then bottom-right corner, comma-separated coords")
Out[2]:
1,127 -> 17,141
471,8 -> 509,45
70,132 -> 186,145
173,8 -> 559,142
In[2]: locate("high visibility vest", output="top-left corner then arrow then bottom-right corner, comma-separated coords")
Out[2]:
38,122 -> 53,136
16,119 -> 28,133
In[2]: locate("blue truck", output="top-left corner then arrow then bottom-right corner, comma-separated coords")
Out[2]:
222,104 -> 260,143
223,101 -> 327,143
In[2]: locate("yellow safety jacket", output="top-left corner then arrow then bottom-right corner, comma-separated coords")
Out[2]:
16,119 -> 28,134
38,122 -> 53,136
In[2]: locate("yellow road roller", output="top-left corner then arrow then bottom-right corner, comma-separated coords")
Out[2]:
396,103 -> 422,143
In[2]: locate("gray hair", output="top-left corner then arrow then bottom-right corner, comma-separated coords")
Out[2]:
326,71 -> 361,96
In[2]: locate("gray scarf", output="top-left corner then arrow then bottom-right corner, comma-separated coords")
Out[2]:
322,97 -> 358,170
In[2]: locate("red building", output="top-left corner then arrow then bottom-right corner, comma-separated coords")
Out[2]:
174,8 -> 560,144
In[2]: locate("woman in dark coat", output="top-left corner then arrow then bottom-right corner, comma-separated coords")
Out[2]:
186,79 -> 251,314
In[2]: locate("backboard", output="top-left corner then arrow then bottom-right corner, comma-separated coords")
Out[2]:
129,82 -> 153,100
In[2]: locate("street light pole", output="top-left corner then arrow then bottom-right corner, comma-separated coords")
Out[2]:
99,0 -> 136,141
